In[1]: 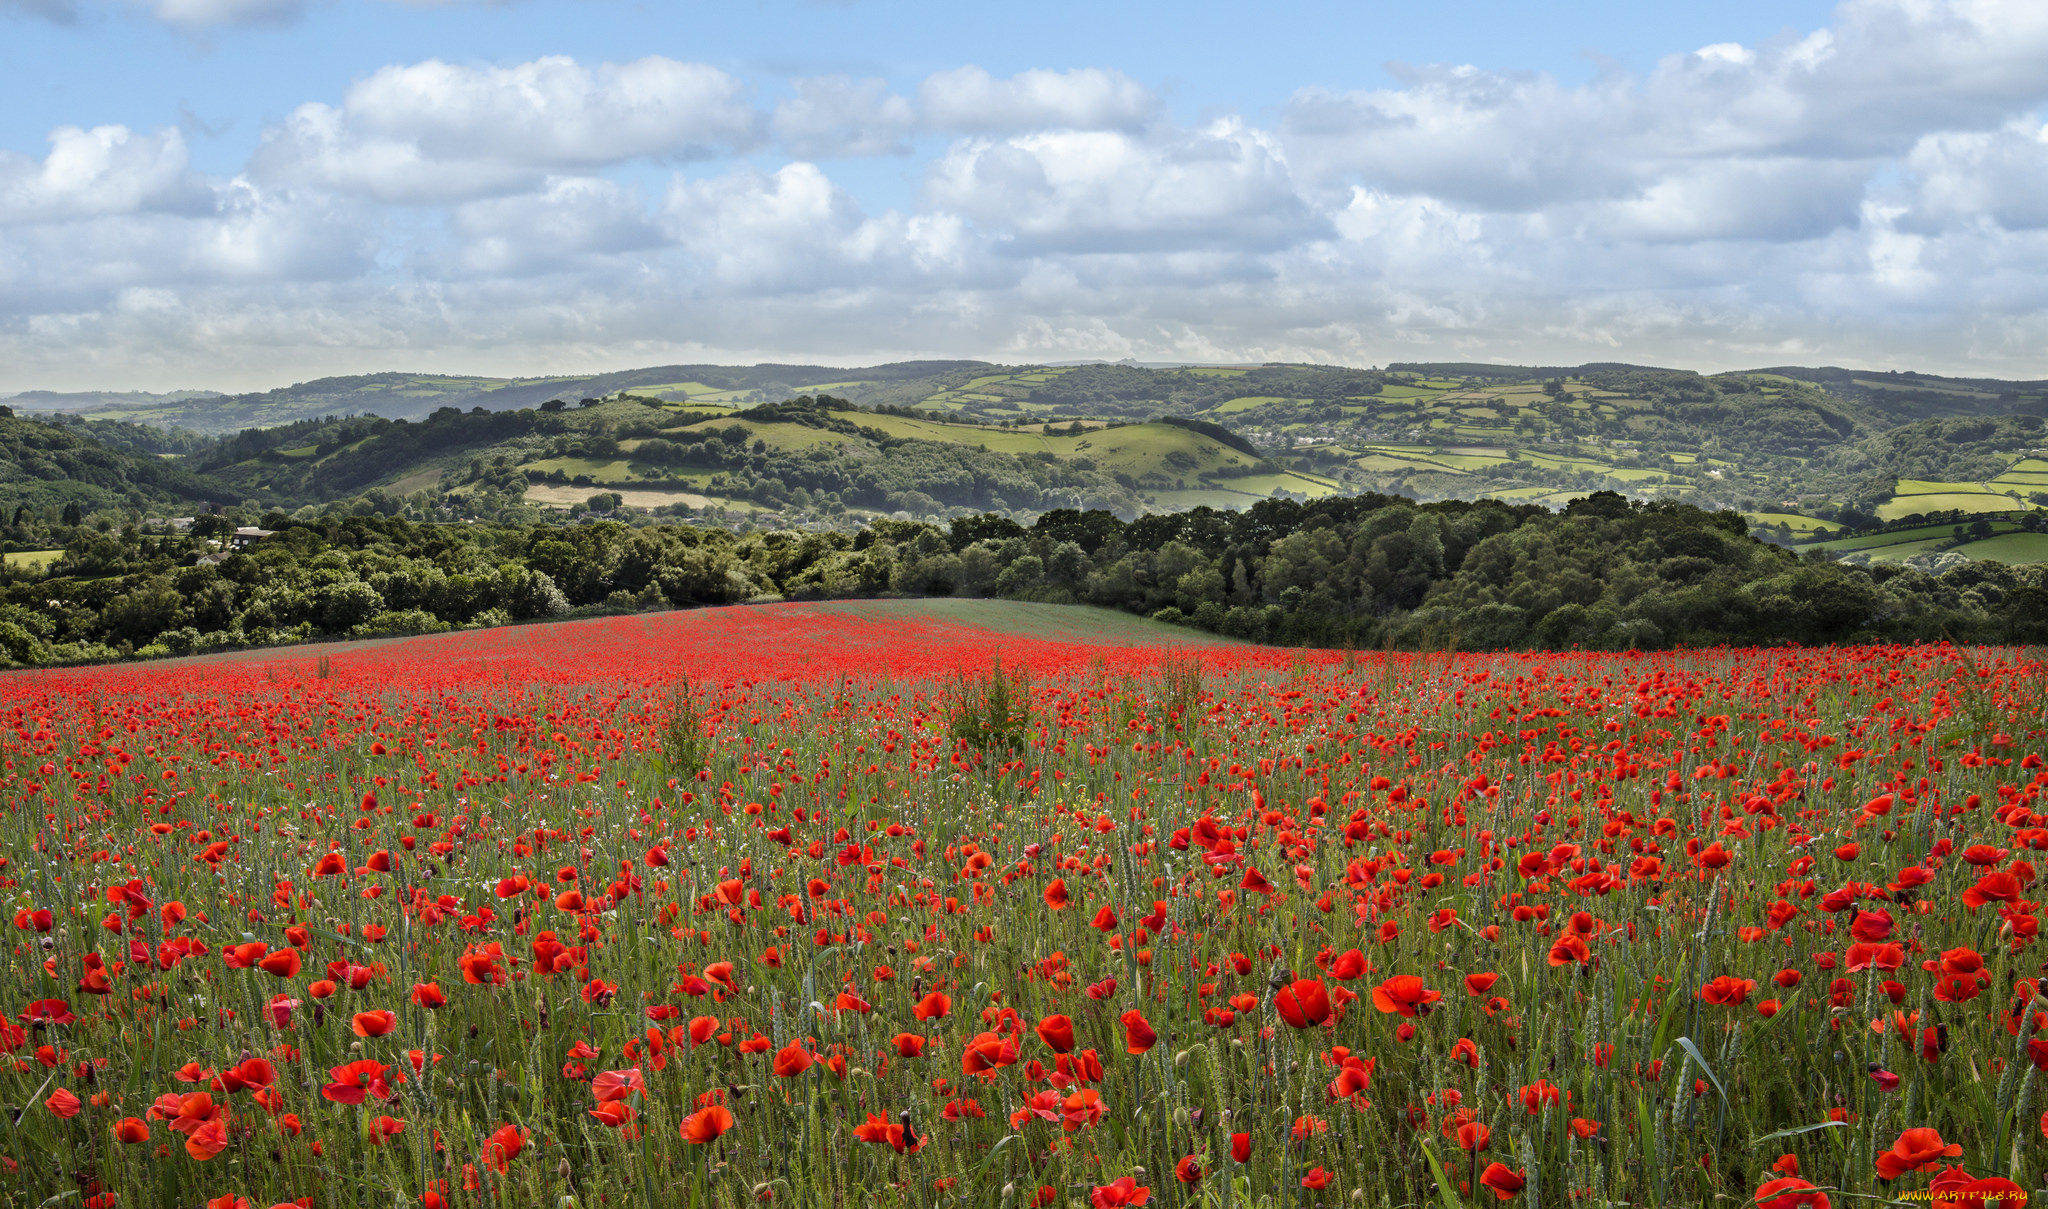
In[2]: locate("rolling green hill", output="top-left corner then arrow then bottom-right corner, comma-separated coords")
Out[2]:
181,393 -> 1316,524
11,356 -> 2048,564
0,414 -> 237,516
11,362 -> 994,433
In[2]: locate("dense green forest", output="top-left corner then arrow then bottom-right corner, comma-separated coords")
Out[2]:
1,491 -> 2041,668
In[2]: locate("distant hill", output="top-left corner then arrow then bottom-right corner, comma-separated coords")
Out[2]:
188,392 -> 1323,521
12,363 -> 997,433
6,388 -> 224,419
0,414 -> 237,515
9,356 -> 2048,563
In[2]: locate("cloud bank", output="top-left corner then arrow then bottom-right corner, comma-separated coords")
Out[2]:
5,0 -> 2048,389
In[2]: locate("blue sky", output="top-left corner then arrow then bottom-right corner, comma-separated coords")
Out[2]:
1,0 -> 2043,391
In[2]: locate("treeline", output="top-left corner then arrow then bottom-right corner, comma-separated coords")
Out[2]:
0,415 -> 235,514
1,491 -> 2043,667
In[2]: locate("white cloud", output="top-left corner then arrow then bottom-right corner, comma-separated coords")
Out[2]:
772,77 -> 916,158
1905,121 -> 2048,230
1587,157 -> 1874,243
1284,0 -> 2048,219
252,56 -> 758,203
0,180 -> 372,316
920,66 -> 1158,133
448,176 -> 662,274
662,163 -> 973,293
926,120 -> 1324,254
0,125 -> 209,224
14,0 -> 2048,389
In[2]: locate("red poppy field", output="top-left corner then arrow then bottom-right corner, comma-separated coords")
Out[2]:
2,600 -> 2046,1209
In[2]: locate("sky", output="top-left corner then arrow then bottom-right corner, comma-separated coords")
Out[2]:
3,0 -> 2046,393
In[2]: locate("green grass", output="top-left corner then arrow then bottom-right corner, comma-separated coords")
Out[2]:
522,483 -> 755,512
1851,537 -> 1955,562
1209,396 -> 1299,413
664,420 -> 848,452
3,550 -> 62,570
849,413 -> 1058,453
1354,454 -> 1438,472
1516,452 -> 1609,470
1876,493 -> 2029,521
1745,512 -> 1842,535
382,467 -> 443,495
1894,479 -> 1998,495
1851,376 -> 1999,398
1061,424 -> 1262,480
1424,453 -> 1512,471
1810,520 -> 2027,551
525,456 -> 642,480
1953,531 -> 2048,564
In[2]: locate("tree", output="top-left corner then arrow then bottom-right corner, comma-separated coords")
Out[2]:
318,581 -> 385,633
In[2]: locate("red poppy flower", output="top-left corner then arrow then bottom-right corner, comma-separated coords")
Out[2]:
962,1031 -> 1020,1074
1479,1163 -> 1526,1200
890,1033 -> 927,1058
1697,977 -> 1754,1006
1120,1009 -> 1157,1055
1036,1013 -> 1076,1053
852,1111 -> 925,1153
772,1043 -> 813,1078
184,1119 -> 230,1161
1090,1177 -> 1151,1208
591,1068 -> 644,1103
1275,978 -> 1333,1028
1873,1128 -> 1962,1180
484,1123 -> 529,1171
1371,975 -> 1441,1018
1754,1176 -> 1829,1209
1926,1166 -> 2023,1209
322,1059 -> 395,1105
679,1105 -> 734,1145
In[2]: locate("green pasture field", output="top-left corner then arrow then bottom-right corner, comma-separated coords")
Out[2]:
1745,512 -> 1842,535
1953,532 -> 2048,564
1876,494 -> 2030,521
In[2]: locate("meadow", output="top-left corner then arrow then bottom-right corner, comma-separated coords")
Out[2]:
1,600 -> 2045,1209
